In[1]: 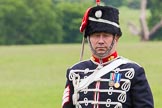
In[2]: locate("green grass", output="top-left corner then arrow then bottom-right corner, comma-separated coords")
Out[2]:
0,42 -> 162,108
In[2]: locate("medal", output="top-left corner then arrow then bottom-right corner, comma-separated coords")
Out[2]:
114,82 -> 120,88
114,73 -> 122,88
109,73 -> 115,86
109,81 -> 114,87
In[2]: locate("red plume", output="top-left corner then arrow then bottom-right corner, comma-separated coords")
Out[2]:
80,7 -> 91,33
96,0 -> 100,5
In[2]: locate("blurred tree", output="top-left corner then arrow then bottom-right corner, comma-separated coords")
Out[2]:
126,0 -> 140,9
102,0 -> 140,9
1,0 -> 160,44
0,0 -> 28,44
102,0 -> 123,7
0,0 -> 62,44
53,0 -> 93,3
56,2 -> 91,43
24,0 -> 63,44
128,0 -> 162,41
148,0 -> 162,40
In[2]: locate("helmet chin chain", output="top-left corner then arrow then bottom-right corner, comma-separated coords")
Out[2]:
79,36 -> 86,61
79,33 -> 116,62
87,36 -> 115,63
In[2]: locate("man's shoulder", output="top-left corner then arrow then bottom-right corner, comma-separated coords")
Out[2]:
119,56 -> 143,69
69,59 -> 93,70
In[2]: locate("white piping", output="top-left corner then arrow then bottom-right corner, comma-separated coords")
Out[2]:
89,17 -> 120,28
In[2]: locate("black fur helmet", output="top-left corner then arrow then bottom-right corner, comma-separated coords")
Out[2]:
80,5 -> 122,37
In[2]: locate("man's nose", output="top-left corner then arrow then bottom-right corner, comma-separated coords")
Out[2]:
98,35 -> 104,43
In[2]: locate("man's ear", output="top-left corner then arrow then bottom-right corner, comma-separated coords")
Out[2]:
114,34 -> 119,42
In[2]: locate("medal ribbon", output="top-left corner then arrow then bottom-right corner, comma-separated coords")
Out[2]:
110,73 -> 115,81
115,73 -> 121,84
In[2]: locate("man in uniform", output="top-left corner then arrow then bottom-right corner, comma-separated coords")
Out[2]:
62,1 -> 154,108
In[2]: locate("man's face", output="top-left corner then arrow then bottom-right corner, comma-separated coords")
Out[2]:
89,32 -> 118,58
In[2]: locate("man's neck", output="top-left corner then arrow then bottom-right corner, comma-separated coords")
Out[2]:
91,51 -> 118,64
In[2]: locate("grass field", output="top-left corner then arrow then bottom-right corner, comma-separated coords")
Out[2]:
0,42 -> 161,108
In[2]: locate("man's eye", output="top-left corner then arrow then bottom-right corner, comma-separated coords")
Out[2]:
95,34 -> 100,37
91,34 -> 99,38
103,34 -> 111,37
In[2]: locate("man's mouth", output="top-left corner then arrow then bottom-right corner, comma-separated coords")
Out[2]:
96,47 -> 106,50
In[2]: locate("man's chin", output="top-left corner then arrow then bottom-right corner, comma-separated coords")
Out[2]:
96,52 -> 106,58
97,51 -> 106,55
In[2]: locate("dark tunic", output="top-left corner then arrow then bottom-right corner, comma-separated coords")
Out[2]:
62,56 -> 154,108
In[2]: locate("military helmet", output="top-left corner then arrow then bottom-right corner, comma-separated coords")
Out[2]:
80,5 -> 122,37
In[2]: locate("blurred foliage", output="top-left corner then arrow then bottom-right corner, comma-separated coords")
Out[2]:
148,0 -> 162,40
103,0 -> 141,9
0,0 -> 161,44
0,0 -> 63,44
56,2 -> 92,43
